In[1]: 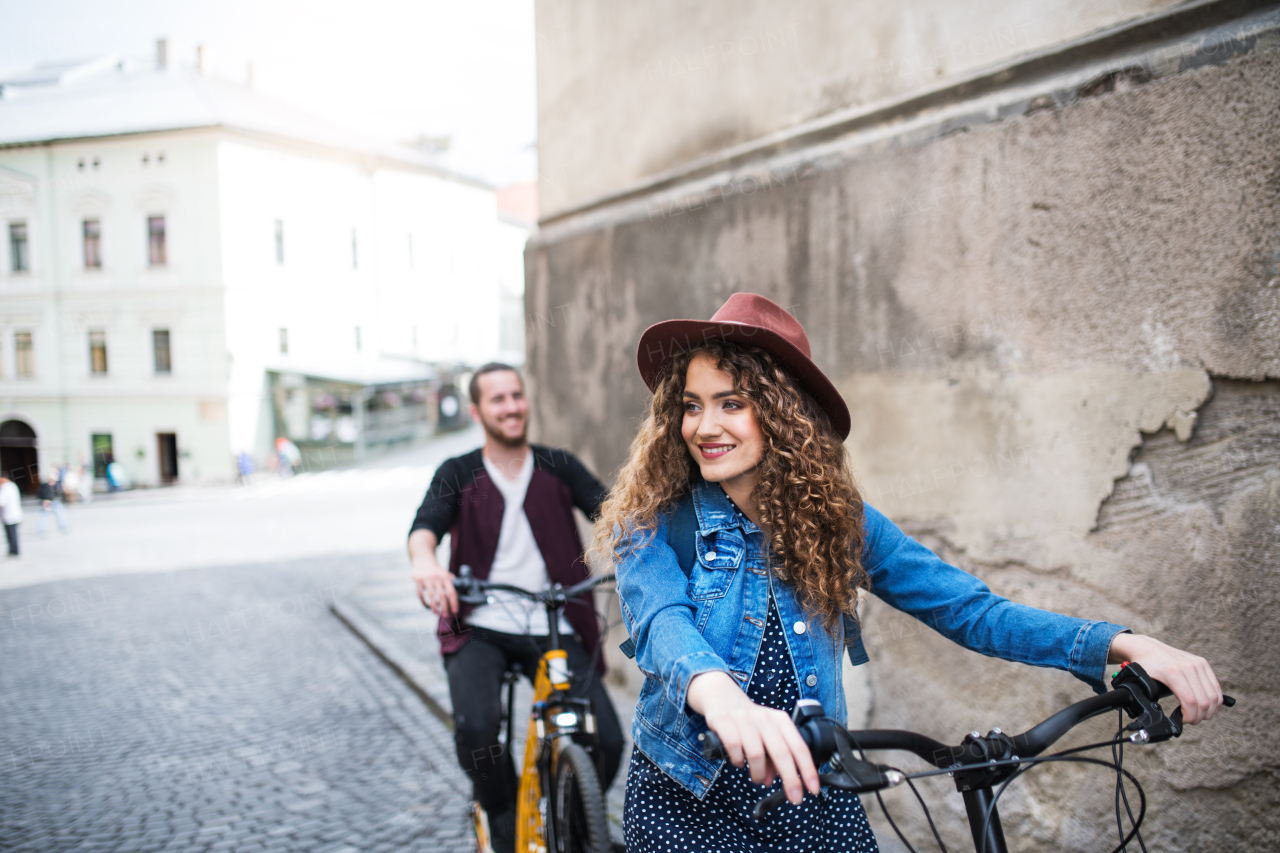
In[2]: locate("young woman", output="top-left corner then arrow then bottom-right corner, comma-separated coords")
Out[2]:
596,293 -> 1223,852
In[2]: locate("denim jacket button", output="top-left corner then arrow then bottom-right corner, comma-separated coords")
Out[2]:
704,551 -> 717,561
793,621 -> 807,635
805,674 -> 818,687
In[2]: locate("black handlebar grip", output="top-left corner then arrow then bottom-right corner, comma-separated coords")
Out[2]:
699,731 -> 727,761
1173,693 -> 1237,727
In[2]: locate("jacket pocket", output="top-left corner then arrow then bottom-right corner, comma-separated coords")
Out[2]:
686,531 -> 744,600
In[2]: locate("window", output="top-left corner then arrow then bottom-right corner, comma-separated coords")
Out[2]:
91,433 -> 113,479
148,216 -> 166,266
83,219 -> 102,269
89,329 -> 108,375
279,327 -> 288,355
274,219 -> 284,265
354,326 -> 362,352
14,332 -> 33,378
351,228 -> 358,269
9,222 -> 28,273
153,329 -> 171,374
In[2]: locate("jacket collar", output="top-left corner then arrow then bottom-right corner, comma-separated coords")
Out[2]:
690,475 -> 759,535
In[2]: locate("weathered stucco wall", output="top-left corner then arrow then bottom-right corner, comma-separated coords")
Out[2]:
534,0 -> 1182,216
527,25 -> 1280,852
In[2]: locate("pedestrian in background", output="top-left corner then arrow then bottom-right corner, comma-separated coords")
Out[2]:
76,456 -> 93,503
105,453 -> 122,492
62,463 -> 81,504
237,450 -> 254,484
275,437 -> 300,478
0,474 -> 23,556
37,471 -> 67,536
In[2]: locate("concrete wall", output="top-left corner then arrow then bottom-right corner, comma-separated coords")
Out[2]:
528,3 -> 1280,850
535,0 -> 1184,216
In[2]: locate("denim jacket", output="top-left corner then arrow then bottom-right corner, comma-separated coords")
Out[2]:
615,477 -> 1129,799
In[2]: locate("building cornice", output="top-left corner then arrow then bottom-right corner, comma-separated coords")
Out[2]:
0,121 -> 493,192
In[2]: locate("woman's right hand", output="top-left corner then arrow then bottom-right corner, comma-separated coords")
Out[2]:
686,671 -> 820,805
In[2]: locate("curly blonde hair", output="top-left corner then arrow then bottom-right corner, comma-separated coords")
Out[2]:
593,341 -> 867,630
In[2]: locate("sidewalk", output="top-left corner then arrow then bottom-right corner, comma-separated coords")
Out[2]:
0,426 -> 487,593
331,557 -> 635,845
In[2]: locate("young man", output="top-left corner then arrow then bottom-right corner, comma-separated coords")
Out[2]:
409,363 -> 622,853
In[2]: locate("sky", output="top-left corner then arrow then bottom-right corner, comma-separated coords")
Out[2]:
0,0 -> 539,186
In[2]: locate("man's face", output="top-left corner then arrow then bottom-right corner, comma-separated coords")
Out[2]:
472,370 -> 528,448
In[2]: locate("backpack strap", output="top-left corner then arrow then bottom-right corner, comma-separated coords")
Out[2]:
619,495 -> 698,660
665,494 -> 700,579
843,613 -> 869,666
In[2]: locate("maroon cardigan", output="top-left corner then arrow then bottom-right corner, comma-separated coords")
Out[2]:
409,445 -> 608,670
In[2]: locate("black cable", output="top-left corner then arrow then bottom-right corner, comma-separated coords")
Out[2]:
580,582 -> 622,692
1112,722 -> 1124,851
481,578 -> 621,690
866,736 -> 1148,852
975,754 -> 1146,853
1118,761 -> 1146,852
488,593 -> 547,661
1101,758 -> 1152,853
851,728 -> 1113,853
895,738 -> 1121,784
1112,724 -> 1127,851
843,741 -> 1148,853
903,774 -> 950,853
1111,711 -> 1146,853
872,789 -> 922,853
847,734 -> 932,853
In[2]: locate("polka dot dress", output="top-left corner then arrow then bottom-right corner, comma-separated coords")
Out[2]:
623,593 -> 878,852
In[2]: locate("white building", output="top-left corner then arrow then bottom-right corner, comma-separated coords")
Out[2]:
0,47 -> 529,490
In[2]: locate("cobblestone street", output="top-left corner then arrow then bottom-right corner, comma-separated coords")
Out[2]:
0,431 -> 491,853
0,554 -> 473,853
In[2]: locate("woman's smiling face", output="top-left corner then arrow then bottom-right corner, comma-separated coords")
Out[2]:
681,352 -> 764,493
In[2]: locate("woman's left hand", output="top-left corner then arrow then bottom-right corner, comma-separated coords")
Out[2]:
1108,633 -> 1223,725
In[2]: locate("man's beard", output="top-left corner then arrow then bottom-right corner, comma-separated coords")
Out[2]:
480,413 -> 528,448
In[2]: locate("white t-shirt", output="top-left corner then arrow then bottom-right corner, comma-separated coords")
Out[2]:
465,451 -> 571,636
0,481 -> 23,524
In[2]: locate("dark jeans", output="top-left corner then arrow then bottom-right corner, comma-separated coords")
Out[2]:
4,523 -> 17,555
444,626 -> 624,818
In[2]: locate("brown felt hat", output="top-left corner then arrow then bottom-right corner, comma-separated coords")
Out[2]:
636,292 -> 851,440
